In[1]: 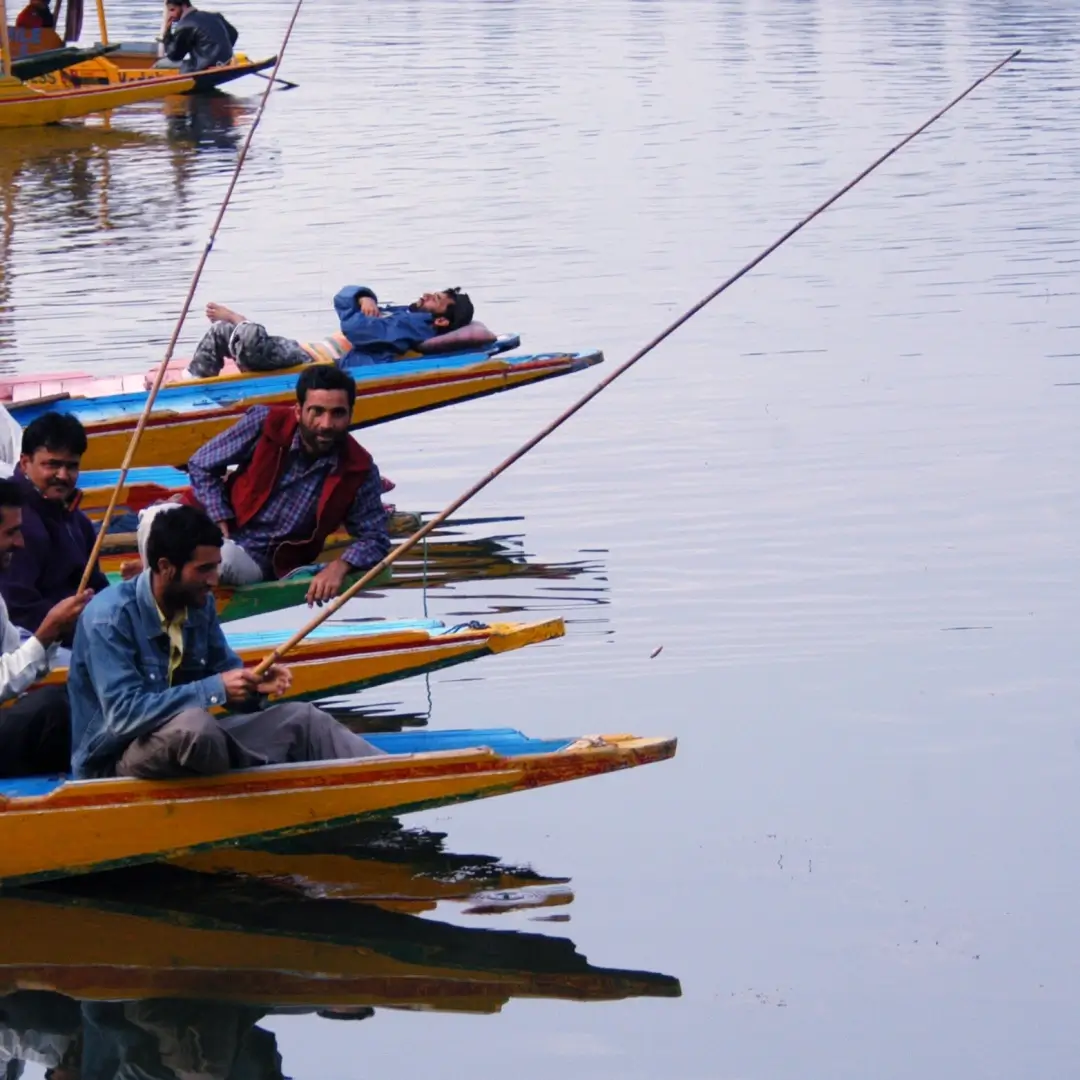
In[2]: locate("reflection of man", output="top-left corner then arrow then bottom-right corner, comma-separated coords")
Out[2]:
81,1000 -> 285,1080
0,991 -> 81,1080
154,0 -> 237,74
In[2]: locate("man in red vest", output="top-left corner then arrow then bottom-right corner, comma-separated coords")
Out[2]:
186,365 -> 390,605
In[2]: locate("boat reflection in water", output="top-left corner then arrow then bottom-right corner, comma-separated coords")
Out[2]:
0,823 -> 679,1076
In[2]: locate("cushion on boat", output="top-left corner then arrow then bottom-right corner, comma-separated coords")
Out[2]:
418,321 -> 497,354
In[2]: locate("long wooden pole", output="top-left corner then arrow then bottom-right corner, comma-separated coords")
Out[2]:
93,0 -> 106,44
77,0 -> 306,592
253,49 -> 1021,677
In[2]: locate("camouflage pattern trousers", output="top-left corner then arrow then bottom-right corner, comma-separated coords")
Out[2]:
189,320 -> 310,378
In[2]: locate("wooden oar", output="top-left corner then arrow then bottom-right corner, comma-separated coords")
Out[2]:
76,0 -> 308,592
253,49 -> 1020,676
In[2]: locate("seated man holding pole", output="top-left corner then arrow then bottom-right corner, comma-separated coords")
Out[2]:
175,365 -> 390,604
187,284 -> 475,377
68,504 -> 385,781
0,478 -> 93,778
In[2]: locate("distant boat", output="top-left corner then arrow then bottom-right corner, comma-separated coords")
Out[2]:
8,0 -> 276,93
0,0 -> 200,126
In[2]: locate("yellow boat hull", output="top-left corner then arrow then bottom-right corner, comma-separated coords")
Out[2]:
0,71 -> 194,127
0,734 -> 676,884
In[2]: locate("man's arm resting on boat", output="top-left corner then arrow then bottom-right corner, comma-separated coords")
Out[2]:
187,405 -> 270,525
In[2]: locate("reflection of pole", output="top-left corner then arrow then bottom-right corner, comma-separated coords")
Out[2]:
0,0 -> 13,79
94,0 -> 107,44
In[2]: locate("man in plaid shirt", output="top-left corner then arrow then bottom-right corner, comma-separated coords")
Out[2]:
186,366 -> 391,606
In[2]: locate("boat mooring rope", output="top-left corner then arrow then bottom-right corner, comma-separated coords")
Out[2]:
253,49 -> 1020,675
77,0 -> 307,591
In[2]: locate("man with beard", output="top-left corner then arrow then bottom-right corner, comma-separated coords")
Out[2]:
0,479 -> 92,778
68,503 -> 385,780
187,284 -> 476,377
0,413 -> 109,645
182,365 -> 390,604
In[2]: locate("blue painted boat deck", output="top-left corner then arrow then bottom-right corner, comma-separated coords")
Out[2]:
82,466 -> 190,489
0,729 -> 574,801
221,618 -> 471,651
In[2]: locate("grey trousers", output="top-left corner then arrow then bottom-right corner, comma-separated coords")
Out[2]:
115,702 -> 385,780
189,320 -> 310,378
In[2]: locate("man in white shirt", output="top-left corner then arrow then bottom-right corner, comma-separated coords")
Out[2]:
0,478 -> 92,777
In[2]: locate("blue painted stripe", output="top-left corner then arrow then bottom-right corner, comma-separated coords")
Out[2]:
7,340 -> 545,423
82,466 -> 190,488
0,729 -> 574,799
222,618 -> 449,650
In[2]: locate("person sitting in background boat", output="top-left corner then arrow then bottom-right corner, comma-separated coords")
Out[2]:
0,479 -> 93,779
68,504 -> 385,781
187,284 -> 475,377
153,0 -> 237,74
15,0 -> 55,30
179,364 -> 389,603
0,413 -> 109,647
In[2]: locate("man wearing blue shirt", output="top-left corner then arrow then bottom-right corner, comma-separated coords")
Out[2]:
187,285 -> 475,377
68,504 -> 384,780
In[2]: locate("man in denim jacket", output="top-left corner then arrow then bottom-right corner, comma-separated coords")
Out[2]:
68,504 -> 383,780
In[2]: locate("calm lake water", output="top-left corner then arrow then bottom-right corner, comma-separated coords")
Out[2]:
2,0 -> 1080,1076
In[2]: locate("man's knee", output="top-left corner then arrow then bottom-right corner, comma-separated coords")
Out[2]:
117,709 -> 231,779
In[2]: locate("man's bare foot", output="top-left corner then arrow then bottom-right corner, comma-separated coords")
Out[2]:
205,302 -> 247,325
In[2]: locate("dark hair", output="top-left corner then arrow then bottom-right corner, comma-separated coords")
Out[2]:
21,412 -> 88,458
147,505 -> 222,571
296,364 -> 357,408
444,287 -> 474,332
0,478 -> 23,510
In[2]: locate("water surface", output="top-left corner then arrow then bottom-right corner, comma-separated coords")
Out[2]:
2,1 -> 1079,1076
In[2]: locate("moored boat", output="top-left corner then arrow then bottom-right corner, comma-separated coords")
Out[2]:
6,346 -> 604,470
0,729 -> 677,884
36,616 -> 566,700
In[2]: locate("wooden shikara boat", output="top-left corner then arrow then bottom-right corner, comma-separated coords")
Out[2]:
0,66 -> 195,127
8,0 -> 275,94
36,616 -> 566,700
6,346 -> 604,471
0,0 -> 202,126
0,869 -> 680,1010
0,729 -> 677,885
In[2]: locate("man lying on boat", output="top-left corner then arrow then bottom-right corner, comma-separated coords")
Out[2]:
142,365 -> 390,604
0,413 -> 109,647
68,504 -> 385,781
0,480 -> 93,780
154,0 -> 238,74
187,284 -> 476,377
